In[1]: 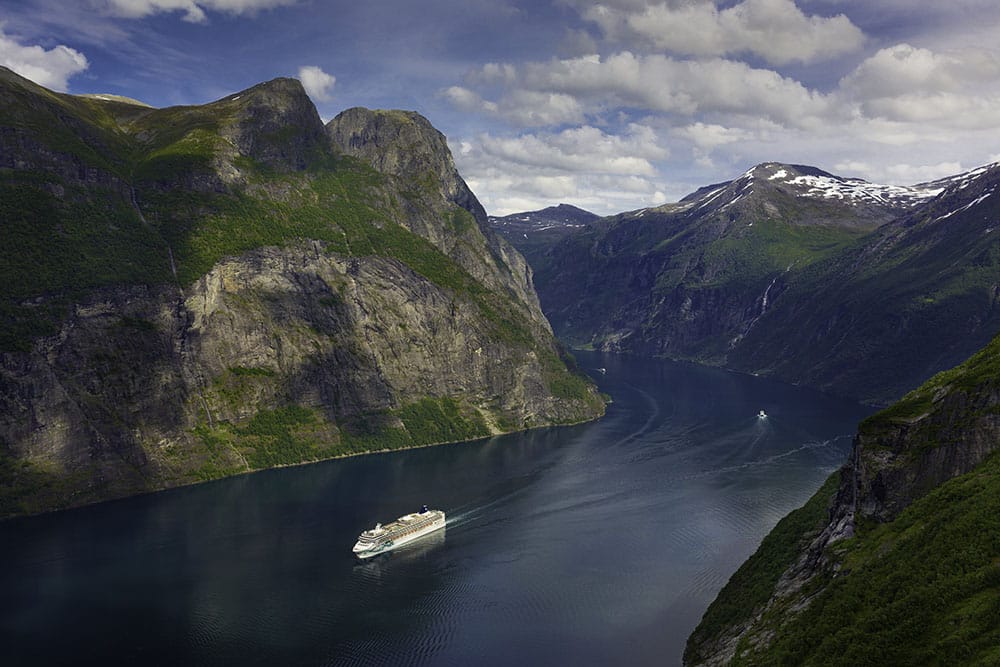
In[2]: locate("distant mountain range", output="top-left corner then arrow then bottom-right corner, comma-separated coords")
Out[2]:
488,203 -> 599,263
495,161 -> 999,405
489,202 -> 599,232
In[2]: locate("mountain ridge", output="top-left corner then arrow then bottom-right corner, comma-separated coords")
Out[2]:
503,159 -> 999,404
0,68 -> 605,518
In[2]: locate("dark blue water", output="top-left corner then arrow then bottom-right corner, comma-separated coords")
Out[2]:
0,353 -> 871,666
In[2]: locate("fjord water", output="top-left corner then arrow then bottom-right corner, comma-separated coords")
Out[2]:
0,353 -> 870,666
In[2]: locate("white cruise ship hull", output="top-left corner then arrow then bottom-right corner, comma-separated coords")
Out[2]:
353,508 -> 446,559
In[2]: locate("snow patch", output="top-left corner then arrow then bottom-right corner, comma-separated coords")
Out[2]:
933,189 -> 995,222
695,186 -> 728,210
786,174 -> 940,206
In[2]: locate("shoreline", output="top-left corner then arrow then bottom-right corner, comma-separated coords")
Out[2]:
1,408 -> 607,523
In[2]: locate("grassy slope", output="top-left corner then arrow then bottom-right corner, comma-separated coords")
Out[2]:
686,333 -> 1000,666
0,74 -> 549,356
738,451 -> 1000,666
684,472 -> 842,665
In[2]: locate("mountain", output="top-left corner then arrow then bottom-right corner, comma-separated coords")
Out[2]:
523,161 -> 997,404
489,203 -> 599,233
730,162 -> 1000,404
488,203 -> 599,268
0,68 -> 604,518
685,332 -> 1000,665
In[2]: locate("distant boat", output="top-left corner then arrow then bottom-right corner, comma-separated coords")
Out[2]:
758,410 -> 767,419
352,505 -> 446,559
597,367 -> 606,374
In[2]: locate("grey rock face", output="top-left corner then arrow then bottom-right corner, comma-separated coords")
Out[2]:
0,70 -> 603,517
326,106 -> 545,322
0,243 -> 598,514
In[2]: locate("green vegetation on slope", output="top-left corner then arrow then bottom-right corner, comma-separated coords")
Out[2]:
735,451 -> 1000,666
0,135 -> 537,354
0,178 -> 173,350
684,472 -> 841,666
189,396 -> 491,480
861,333 -> 1000,431
693,216 -> 871,289
687,332 -> 1000,666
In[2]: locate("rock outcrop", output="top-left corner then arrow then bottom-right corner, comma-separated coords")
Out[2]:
0,68 -> 604,518
685,333 -> 1000,665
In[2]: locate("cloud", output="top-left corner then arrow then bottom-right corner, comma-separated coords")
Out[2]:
451,125 -> 672,216
672,122 -> 754,150
456,52 -> 834,130
837,44 -> 1000,130
297,65 -> 335,101
478,124 -> 667,175
94,0 -> 298,23
581,0 -> 865,65
834,160 -> 966,185
0,29 -> 89,91
840,44 -> 1000,98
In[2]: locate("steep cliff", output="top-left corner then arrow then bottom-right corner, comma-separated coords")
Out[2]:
517,162 -> 998,404
730,163 -> 1000,404
0,68 -> 604,518
529,163 -> 917,368
685,333 -> 1000,665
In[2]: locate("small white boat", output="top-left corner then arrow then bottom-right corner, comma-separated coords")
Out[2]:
352,505 -> 446,559
758,410 -> 767,419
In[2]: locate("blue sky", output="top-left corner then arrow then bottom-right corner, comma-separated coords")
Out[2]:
3,0 -> 1000,215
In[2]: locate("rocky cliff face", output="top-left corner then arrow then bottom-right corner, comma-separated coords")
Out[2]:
326,107 -> 544,322
528,163 -> 910,365
0,68 -> 604,518
730,163 -> 1000,404
685,333 -> 1000,665
515,161 -> 998,405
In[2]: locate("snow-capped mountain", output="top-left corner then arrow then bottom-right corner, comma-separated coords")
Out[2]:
488,203 -> 599,232
641,163 -> 945,222
506,160 -> 999,405
488,203 -> 600,264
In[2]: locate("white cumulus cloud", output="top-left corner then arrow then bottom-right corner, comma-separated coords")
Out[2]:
0,29 -> 89,91
582,0 -> 864,65
837,44 -> 1000,130
94,0 -> 298,23
297,65 -> 335,102
478,124 -> 667,175
457,52 -> 834,130
451,124 -> 672,215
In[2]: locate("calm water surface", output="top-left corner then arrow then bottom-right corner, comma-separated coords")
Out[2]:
0,353 -> 872,666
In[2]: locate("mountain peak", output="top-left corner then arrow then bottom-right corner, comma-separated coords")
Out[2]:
676,162 -> 945,216
488,203 -> 599,228
326,107 -> 446,176
205,76 -> 325,170
77,93 -> 152,108
744,162 -> 836,181
327,107 -> 487,223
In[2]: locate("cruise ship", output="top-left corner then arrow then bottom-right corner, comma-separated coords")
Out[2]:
352,505 -> 446,559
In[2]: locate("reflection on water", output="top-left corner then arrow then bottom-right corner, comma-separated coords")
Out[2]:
0,352 -> 872,666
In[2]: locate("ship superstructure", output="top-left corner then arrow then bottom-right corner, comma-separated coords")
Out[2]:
352,505 -> 446,559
